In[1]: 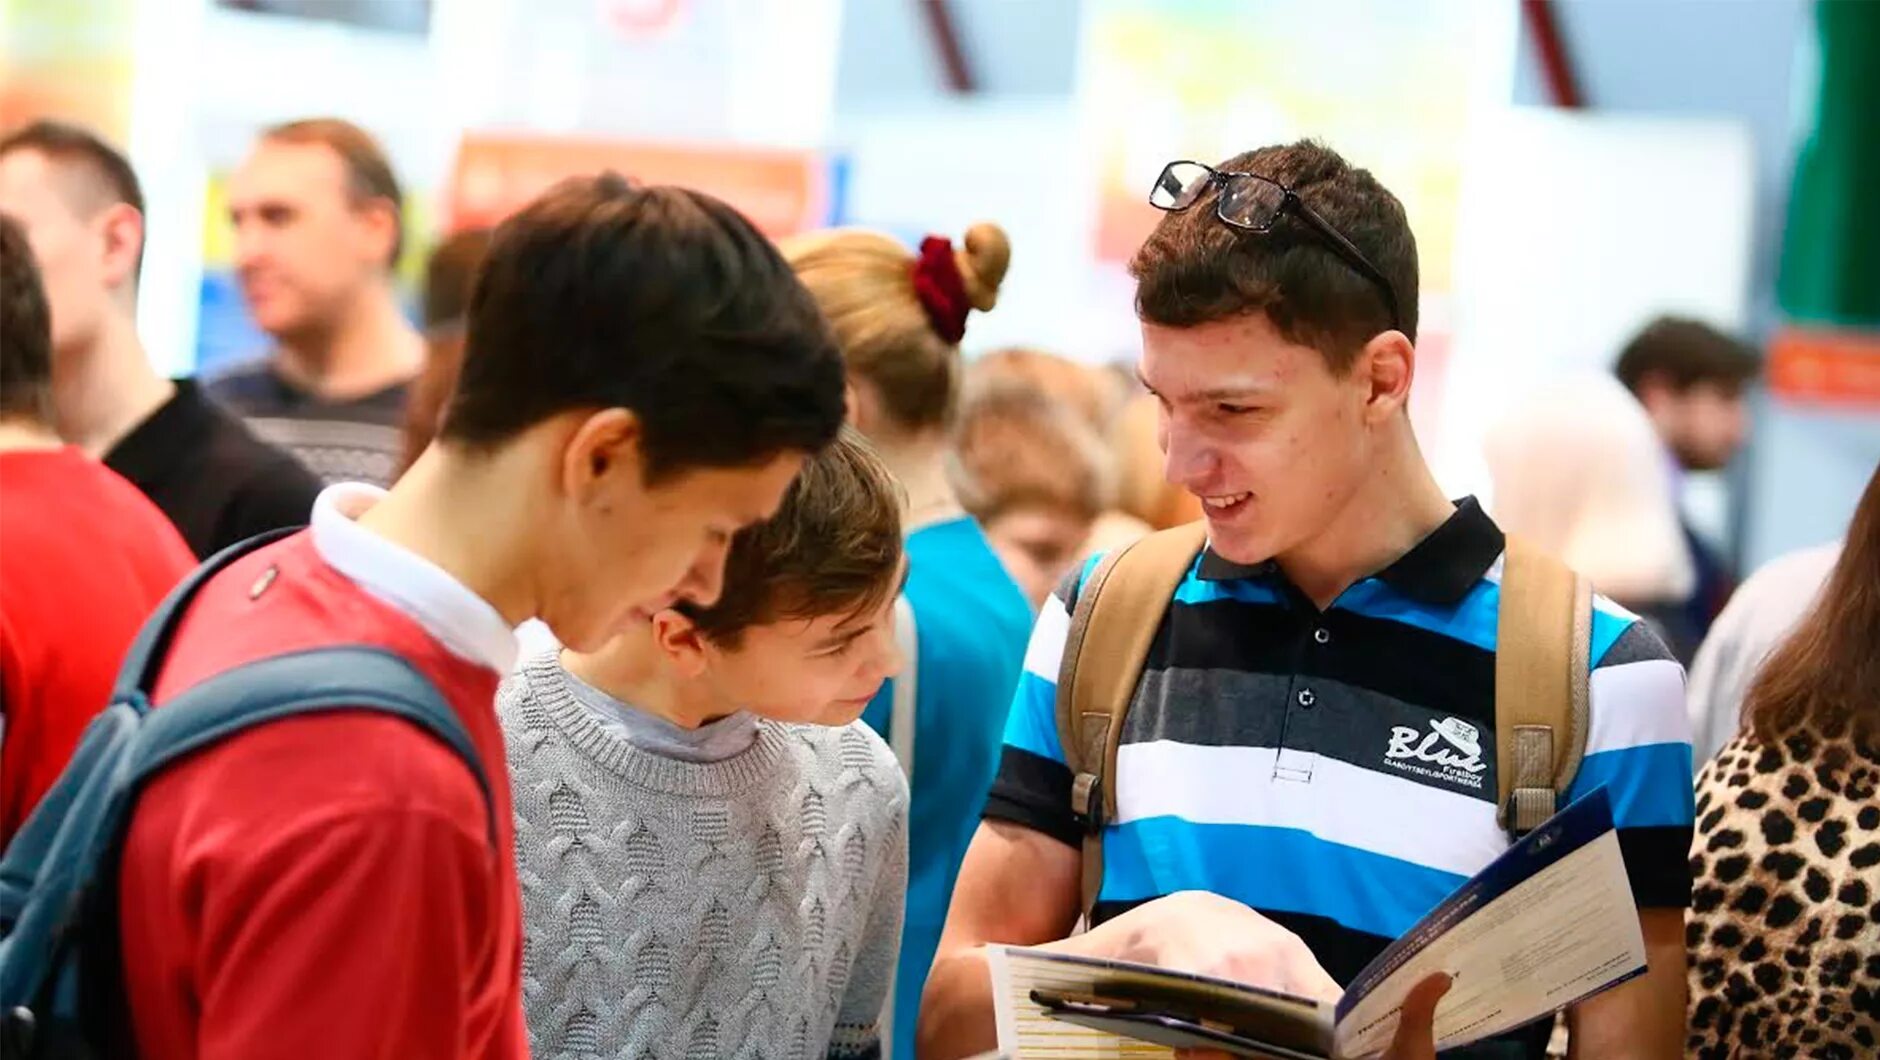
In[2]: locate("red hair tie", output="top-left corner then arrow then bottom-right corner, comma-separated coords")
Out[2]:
911,235 -> 970,344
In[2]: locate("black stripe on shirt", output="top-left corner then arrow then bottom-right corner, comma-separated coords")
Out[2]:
1158,600 -> 1498,730
1620,824 -> 1696,909
984,745 -> 1079,848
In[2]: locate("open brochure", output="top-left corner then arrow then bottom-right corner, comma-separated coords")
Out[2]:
989,788 -> 1645,1059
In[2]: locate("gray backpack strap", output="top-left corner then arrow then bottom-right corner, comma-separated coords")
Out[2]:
878,594 -> 921,1056
134,646 -> 499,849
888,594 -> 919,779
1494,534 -> 1594,840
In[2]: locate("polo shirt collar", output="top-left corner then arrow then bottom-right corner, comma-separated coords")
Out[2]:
1196,496 -> 1504,606
310,483 -> 519,672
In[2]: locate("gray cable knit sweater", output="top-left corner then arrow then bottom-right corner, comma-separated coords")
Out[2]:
499,655 -> 909,1060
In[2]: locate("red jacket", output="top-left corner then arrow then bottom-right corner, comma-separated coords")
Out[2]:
117,531 -> 527,1059
0,448 -> 194,847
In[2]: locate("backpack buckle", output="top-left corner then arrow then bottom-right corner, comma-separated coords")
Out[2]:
1503,785 -> 1557,840
1071,773 -> 1106,835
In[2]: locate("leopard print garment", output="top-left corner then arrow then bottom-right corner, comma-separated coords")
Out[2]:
1687,726 -> 1880,1058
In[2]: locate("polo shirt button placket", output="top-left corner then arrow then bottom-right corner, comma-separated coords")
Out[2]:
1297,688 -> 1316,708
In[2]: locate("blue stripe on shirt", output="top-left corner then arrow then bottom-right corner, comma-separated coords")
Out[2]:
1567,744 -> 1695,829
1173,577 -> 1286,607
1002,671 -> 1066,764
1590,608 -> 1636,667
1332,582 -> 1642,668
1099,817 -> 1468,941
1333,578 -> 1499,653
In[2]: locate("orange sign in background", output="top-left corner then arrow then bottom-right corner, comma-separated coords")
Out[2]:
446,134 -> 829,236
0,0 -> 136,141
1768,327 -> 1880,409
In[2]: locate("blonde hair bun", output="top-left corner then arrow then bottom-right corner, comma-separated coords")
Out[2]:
957,222 -> 1010,313
781,222 -> 1013,433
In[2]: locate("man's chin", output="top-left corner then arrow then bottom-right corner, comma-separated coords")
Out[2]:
1201,520 -> 1276,568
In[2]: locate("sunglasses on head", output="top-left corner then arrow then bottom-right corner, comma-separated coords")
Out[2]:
1149,159 -> 1403,334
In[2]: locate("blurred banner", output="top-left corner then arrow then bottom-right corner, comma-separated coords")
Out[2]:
1771,0 -> 1880,411
180,0 -> 840,374
1767,329 -> 1880,409
1080,0 -> 1477,296
444,134 -> 833,236
1077,0 -> 1495,452
0,0 -> 136,138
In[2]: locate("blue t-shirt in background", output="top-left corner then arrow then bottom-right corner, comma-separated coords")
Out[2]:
862,516 -> 1031,1058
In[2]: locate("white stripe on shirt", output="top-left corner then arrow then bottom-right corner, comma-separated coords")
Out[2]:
1114,740 -> 1505,878
1586,658 -> 1691,754
1023,594 -> 1072,683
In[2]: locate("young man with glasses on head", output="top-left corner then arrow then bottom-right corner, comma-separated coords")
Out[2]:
919,141 -> 1693,1059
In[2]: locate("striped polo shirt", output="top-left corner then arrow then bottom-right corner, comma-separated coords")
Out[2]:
985,499 -> 1694,1051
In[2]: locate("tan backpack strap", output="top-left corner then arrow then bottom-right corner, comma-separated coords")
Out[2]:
1494,534 -> 1593,839
1055,522 -> 1208,919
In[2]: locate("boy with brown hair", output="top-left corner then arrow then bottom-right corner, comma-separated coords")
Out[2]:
103,174 -> 845,1060
501,427 -> 910,1060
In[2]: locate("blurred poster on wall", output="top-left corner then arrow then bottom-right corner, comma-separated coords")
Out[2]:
1080,0 -> 1479,294
445,133 -> 833,236
1077,0 -> 1495,445
1767,329 -> 1880,410
1771,0 -> 1880,414
0,0 -> 136,139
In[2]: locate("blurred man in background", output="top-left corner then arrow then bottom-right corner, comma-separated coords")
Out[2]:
0,213 -> 193,846
1614,316 -> 1761,659
207,117 -> 423,487
0,120 -> 320,557
1484,375 -> 1695,637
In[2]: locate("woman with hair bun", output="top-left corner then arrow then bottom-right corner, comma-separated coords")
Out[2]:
782,223 -> 1033,1059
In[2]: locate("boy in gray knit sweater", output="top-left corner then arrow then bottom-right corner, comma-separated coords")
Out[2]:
500,428 -> 910,1060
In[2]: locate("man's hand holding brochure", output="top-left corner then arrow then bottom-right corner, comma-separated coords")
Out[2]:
988,788 -> 1645,1059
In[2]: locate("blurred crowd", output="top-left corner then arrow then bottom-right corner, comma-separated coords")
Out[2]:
0,116 -> 1874,1060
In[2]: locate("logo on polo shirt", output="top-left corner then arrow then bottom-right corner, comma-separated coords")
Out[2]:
1384,717 -> 1487,790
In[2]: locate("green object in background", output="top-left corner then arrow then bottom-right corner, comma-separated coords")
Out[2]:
1778,0 -> 1880,327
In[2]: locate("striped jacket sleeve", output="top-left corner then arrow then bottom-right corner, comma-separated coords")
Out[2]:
1564,599 -> 1697,908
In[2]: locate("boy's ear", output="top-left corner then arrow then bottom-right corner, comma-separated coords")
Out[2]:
560,407 -> 644,502
650,608 -> 710,678
1358,329 -> 1416,424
